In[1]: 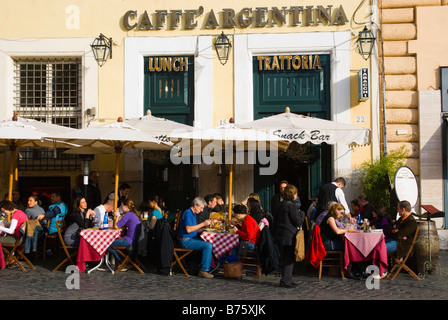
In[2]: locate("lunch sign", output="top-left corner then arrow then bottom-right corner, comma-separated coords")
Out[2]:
122,5 -> 349,31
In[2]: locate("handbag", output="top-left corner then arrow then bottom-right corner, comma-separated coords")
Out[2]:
295,228 -> 305,262
223,261 -> 243,279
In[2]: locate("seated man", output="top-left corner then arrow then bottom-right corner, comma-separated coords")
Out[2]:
387,200 -> 417,258
37,193 -> 68,235
178,197 -> 214,279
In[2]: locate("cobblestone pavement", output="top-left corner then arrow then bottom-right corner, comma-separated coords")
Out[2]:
1,250 -> 448,302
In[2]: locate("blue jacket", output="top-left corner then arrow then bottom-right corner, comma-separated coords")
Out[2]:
47,201 -> 68,234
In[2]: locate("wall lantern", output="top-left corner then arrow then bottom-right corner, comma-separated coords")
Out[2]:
357,27 -> 376,60
214,32 -> 232,65
91,34 -> 113,67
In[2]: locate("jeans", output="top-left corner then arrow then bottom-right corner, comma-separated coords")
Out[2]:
24,226 -> 44,254
386,239 -> 397,254
323,238 -> 344,251
180,237 -> 213,272
107,238 -> 130,263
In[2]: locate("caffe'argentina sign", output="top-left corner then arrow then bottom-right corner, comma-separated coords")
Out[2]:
123,5 -> 348,31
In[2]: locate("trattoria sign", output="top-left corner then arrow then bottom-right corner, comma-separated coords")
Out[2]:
257,55 -> 322,71
123,5 -> 349,31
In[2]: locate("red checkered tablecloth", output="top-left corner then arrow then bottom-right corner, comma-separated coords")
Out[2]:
200,231 -> 239,259
80,229 -> 121,256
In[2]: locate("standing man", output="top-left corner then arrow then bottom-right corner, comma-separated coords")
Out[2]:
87,170 -> 102,209
315,177 -> 350,218
196,194 -> 217,224
178,197 -> 214,279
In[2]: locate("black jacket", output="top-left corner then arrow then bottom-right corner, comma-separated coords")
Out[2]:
273,200 -> 304,246
129,220 -> 151,259
153,218 -> 174,275
256,226 -> 280,275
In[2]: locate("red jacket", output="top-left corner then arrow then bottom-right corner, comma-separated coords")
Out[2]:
305,224 -> 326,268
236,214 -> 260,245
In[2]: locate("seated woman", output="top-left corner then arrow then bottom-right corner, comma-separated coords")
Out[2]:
63,196 -> 95,246
370,205 -> 391,231
230,204 -> 260,256
0,200 -> 28,245
147,194 -> 163,228
25,195 -> 45,220
108,198 -> 141,266
246,197 -> 266,225
320,203 -> 353,251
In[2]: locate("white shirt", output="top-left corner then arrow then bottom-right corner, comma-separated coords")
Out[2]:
332,182 -> 350,215
0,219 -> 18,235
94,205 -> 107,223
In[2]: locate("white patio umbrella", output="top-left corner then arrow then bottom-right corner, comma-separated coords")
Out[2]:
0,112 -> 76,204
239,107 -> 371,146
125,109 -> 195,143
47,117 -> 172,211
169,122 -> 289,219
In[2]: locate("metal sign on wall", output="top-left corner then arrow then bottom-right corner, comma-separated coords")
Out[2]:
358,68 -> 369,102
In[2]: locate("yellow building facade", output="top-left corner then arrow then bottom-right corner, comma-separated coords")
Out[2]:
0,0 -> 378,213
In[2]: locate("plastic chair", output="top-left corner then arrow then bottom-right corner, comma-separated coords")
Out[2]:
387,225 -> 420,281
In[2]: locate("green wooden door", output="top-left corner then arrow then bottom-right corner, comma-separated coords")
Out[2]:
253,54 -> 331,211
143,56 -> 195,216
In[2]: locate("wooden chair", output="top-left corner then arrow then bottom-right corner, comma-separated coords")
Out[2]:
308,224 -> 344,280
238,247 -> 261,278
112,221 -> 148,274
42,218 -> 58,261
111,246 -> 146,274
2,235 -> 35,272
387,225 -> 420,281
171,209 -> 194,277
52,220 -> 78,272
319,250 -> 345,280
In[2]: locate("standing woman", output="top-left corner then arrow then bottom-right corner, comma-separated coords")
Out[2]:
273,184 -> 304,288
148,194 -> 163,228
63,196 -> 95,246
0,200 -> 28,245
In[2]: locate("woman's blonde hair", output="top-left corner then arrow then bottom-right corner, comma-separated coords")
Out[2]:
328,203 -> 345,218
121,198 -> 141,218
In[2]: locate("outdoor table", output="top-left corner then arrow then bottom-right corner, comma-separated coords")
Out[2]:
343,230 -> 387,275
200,230 -> 239,259
0,242 -> 5,270
76,228 -> 121,274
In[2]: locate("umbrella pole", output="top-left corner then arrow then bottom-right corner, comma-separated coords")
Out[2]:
8,147 -> 17,223
228,163 -> 233,221
114,147 -> 122,214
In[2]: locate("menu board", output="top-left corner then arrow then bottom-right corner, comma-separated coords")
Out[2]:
394,166 -> 419,208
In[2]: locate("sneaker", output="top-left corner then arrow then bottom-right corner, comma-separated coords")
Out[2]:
198,270 -> 214,279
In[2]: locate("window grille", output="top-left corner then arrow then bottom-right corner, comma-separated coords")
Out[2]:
13,57 -> 82,171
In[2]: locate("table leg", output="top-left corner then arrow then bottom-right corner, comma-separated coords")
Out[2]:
87,256 -> 105,274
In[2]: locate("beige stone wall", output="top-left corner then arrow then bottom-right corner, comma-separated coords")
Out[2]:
379,1 -> 447,217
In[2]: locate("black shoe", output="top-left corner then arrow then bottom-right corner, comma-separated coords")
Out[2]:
279,281 -> 297,288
